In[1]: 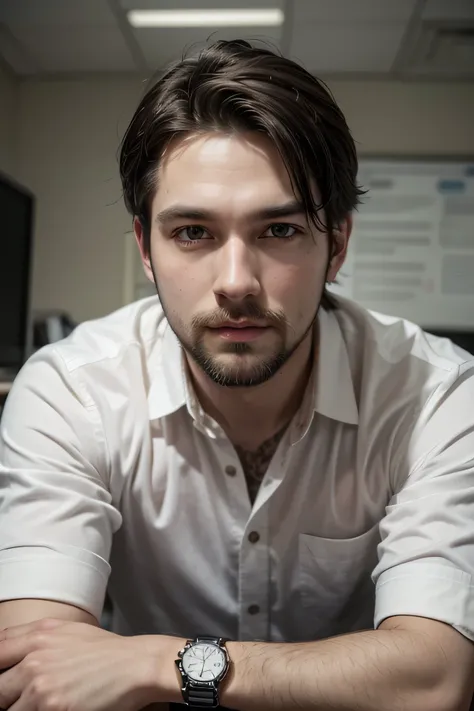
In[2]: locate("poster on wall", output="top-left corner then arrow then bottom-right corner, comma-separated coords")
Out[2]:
329,158 -> 474,330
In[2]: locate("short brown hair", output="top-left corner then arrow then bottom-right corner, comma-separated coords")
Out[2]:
119,39 -> 365,307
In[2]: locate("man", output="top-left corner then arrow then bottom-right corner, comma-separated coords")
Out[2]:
0,39 -> 473,711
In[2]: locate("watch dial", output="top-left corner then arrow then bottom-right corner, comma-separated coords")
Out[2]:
182,642 -> 226,682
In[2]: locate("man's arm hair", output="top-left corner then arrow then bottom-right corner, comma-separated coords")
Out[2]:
216,616 -> 474,711
0,599 -> 99,629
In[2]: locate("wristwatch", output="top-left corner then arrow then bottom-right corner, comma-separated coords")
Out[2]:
175,635 -> 230,707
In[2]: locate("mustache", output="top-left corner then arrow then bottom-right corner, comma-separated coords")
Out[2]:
191,304 -> 288,330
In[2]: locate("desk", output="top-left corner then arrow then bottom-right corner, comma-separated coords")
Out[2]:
0,381 -> 12,397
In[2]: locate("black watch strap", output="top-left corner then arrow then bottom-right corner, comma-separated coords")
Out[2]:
185,685 -> 219,707
195,635 -> 227,644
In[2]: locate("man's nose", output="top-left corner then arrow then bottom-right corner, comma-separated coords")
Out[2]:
213,237 -> 261,302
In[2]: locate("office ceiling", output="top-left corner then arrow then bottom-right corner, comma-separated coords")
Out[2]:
0,0 -> 473,79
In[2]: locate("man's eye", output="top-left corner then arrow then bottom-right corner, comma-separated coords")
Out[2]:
176,226 -> 208,242
264,224 -> 298,239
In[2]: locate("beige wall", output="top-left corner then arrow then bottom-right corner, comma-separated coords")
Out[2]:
332,81 -> 474,157
17,77 -> 143,323
0,60 -> 18,178
15,75 -> 474,323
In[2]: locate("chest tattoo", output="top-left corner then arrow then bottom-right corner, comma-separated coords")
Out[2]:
234,426 -> 288,504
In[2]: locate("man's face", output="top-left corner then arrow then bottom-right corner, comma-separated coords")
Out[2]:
135,132 -> 349,387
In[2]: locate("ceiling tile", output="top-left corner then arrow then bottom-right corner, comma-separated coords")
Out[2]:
0,22 -> 38,74
121,0 -> 283,9
9,25 -> 136,73
289,23 -> 407,73
1,0 -> 469,78
0,0 -> 117,26
136,27 -> 283,69
292,0 -> 417,24
121,0 -> 285,71
422,0 -> 474,22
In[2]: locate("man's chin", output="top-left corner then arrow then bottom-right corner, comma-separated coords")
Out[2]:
205,370 -> 274,388
192,350 -> 287,388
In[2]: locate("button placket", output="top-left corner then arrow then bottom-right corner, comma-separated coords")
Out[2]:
217,432 -> 250,504
219,443 -> 252,523
239,511 -> 269,641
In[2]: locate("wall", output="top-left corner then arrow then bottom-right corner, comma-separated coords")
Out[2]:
17,77 -> 143,323
16,75 -> 474,323
332,81 -> 474,157
0,59 -> 18,178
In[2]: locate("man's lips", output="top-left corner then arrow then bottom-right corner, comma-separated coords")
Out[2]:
208,322 -> 269,342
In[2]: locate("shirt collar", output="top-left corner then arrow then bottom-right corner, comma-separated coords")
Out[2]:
148,306 -> 359,427
288,306 -> 358,445
148,322 -> 187,420
313,306 -> 359,426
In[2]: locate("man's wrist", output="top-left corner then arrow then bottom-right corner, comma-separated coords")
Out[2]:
219,640 -> 261,709
129,633 -> 186,707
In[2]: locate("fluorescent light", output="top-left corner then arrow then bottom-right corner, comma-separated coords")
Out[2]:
127,8 -> 284,28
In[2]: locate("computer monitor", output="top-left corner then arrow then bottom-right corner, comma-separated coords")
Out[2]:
0,172 -> 34,375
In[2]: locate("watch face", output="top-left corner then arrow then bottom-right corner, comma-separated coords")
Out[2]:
182,642 -> 227,682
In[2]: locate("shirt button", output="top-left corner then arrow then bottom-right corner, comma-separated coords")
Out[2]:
248,604 -> 260,615
225,465 -> 237,477
248,531 -> 260,544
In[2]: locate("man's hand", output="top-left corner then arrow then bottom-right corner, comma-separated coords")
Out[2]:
0,618 -> 170,711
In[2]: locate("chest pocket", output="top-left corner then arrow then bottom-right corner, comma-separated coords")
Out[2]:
297,523 -> 380,640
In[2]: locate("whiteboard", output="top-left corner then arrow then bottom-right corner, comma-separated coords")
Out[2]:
329,158 -> 474,330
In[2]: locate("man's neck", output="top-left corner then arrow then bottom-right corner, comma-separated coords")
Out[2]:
184,330 -> 315,451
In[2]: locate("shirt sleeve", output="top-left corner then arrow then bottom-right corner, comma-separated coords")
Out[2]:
373,359 -> 474,640
0,346 -> 123,621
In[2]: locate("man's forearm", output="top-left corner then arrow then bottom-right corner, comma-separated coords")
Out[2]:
141,622 -> 470,711
3,617 -> 471,711
217,628 -> 457,711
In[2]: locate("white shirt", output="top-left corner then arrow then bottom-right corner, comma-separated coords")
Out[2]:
1,295 -> 474,643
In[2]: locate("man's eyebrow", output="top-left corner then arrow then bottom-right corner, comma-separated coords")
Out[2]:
154,200 -> 306,225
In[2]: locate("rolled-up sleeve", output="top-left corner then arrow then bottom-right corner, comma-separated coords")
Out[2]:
373,360 -> 474,640
0,347 -> 122,621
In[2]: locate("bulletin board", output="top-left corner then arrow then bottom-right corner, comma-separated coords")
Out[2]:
329,157 -> 474,333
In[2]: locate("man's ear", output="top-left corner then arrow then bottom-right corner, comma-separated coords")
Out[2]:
133,216 -> 155,284
326,214 -> 353,283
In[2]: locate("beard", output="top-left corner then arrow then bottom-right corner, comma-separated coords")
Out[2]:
189,333 -> 291,388
155,289 -> 318,389
189,322 -> 293,388
186,301 -> 317,388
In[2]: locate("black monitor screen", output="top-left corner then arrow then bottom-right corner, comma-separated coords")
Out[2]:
0,174 -> 34,368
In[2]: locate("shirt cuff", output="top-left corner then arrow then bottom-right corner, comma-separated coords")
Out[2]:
0,546 -> 110,621
374,560 -> 474,641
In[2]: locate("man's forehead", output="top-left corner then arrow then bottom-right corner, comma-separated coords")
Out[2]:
152,131 -> 321,215
158,131 -> 288,179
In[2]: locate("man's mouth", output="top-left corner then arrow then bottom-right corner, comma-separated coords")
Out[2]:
209,322 -> 269,342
